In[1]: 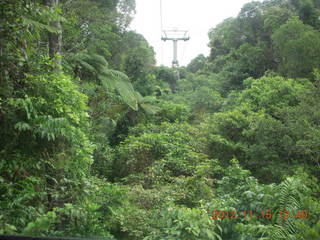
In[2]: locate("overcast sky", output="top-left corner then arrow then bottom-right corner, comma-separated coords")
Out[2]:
130,0 -> 261,66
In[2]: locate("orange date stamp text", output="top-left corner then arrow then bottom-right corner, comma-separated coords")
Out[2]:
210,209 -> 308,220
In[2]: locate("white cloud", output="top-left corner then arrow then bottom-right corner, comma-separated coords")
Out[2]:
130,0 -> 261,66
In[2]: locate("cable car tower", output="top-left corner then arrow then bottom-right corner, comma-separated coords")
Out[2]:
159,0 -> 190,91
161,29 -> 190,68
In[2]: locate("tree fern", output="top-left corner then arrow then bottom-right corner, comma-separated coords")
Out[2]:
69,52 -> 138,110
69,52 -> 162,113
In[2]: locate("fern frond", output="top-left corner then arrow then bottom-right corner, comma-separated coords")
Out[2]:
140,103 -> 159,115
268,178 -> 305,240
77,59 -> 97,75
101,69 -> 129,81
100,69 -> 138,111
22,16 -> 59,33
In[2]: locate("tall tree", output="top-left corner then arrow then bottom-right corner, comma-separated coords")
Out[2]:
44,0 -> 62,68
272,17 -> 320,78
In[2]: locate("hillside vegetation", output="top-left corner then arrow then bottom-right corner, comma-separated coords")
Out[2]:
1,0 -> 320,239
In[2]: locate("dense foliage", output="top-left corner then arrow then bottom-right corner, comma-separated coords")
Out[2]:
1,0 -> 319,239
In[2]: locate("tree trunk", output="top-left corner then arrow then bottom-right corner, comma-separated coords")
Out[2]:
44,0 -> 62,69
